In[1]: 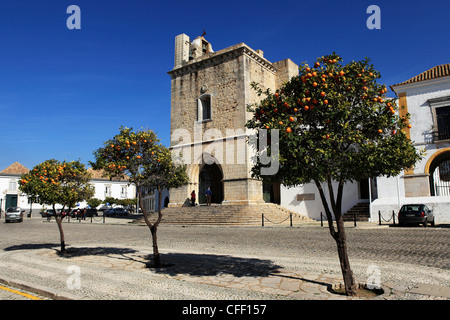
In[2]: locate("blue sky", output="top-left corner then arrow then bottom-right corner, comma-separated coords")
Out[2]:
0,0 -> 449,171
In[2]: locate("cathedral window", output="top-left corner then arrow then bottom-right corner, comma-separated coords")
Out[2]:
198,94 -> 212,122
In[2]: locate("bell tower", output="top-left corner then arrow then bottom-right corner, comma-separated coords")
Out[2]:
168,33 -> 298,206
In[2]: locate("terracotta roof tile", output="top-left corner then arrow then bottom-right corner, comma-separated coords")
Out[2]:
392,63 -> 450,87
87,168 -> 130,181
0,162 -> 30,175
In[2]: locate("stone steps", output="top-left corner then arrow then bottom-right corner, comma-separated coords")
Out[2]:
343,202 -> 370,221
134,203 -> 312,226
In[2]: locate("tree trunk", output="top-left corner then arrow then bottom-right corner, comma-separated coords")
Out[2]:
151,187 -> 164,268
335,215 -> 357,296
138,187 -> 163,268
54,205 -> 66,253
314,179 -> 357,296
150,225 -> 161,268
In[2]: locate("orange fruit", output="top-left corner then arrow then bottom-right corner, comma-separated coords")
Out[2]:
289,116 -> 294,122
286,127 -> 292,133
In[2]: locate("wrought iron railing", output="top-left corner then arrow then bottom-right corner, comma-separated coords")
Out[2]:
432,130 -> 450,142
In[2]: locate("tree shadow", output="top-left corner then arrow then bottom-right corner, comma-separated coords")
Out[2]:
276,273 -> 332,288
56,246 -> 138,258
3,243 -> 138,260
3,244 -> 282,279
3,243 -> 60,251
148,252 -> 282,278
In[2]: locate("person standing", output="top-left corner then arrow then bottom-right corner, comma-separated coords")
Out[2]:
205,187 -> 212,206
191,190 -> 196,206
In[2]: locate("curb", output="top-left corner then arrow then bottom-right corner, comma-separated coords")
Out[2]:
0,275 -> 83,300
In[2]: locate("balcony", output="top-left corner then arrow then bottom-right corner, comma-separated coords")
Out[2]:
432,130 -> 450,143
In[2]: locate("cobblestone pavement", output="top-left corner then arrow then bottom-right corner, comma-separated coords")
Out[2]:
0,217 -> 448,300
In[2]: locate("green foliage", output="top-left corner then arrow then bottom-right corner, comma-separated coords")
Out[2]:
87,197 -> 102,208
19,159 -> 94,210
91,126 -> 189,209
91,126 -> 189,267
246,53 -> 424,187
246,53 -> 425,296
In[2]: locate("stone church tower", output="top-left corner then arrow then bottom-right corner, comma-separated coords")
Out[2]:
168,33 -> 298,206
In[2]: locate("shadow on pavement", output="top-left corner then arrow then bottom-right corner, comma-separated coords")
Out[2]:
3,243 -> 138,259
56,246 -> 138,258
148,252 -> 282,278
3,243 -> 60,251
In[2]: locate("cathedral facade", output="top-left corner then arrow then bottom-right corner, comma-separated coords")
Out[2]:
167,33 -> 298,206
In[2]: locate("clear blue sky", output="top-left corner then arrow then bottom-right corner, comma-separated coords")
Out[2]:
0,0 -> 449,171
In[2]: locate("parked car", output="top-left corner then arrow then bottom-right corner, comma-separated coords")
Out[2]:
104,208 -> 128,217
5,207 -> 25,223
85,208 -> 98,217
398,204 -> 435,227
40,209 -> 56,218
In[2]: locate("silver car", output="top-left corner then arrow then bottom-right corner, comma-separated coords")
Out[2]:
5,207 -> 25,223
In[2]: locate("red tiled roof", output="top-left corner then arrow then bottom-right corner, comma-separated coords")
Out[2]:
392,63 -> 450,87
87,168 -> 130,181
0,162 -> 30,175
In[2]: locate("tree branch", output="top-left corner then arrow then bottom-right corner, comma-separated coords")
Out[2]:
314,179 -> 336,239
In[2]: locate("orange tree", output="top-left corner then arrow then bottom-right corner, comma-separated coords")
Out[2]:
91,126 -> 189,267
19,159 -> 94,252
246,53 -> 423,295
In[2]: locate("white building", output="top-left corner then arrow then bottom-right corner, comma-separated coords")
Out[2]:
140,186 -> 170,213
0,162 -> 31,213
372,63 -> 450,223
280,64 -> 450,224
0,162 -> 136,215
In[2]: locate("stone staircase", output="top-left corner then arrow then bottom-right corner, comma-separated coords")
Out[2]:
343,202 -> 370,222
134,203 -> 313,226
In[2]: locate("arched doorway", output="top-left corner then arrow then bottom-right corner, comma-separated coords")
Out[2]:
199,163 -> 224,204
429,151 -> 450,196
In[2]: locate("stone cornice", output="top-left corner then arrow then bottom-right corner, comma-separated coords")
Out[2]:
168,43 -> 277,78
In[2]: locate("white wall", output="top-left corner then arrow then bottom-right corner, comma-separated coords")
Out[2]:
281,180 -> 361,220
372,196 -> 450,223
372,76 -> 450,223
0,174 -> 136,212
401,78 -> 450,146
0,174 -> 29,211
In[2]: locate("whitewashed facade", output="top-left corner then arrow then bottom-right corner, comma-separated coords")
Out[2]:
371,64 -> 450,223
0,163 -> 136,215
